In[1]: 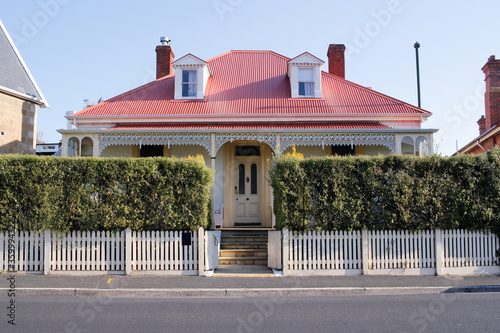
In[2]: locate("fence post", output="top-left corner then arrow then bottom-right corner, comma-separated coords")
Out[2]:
435,229 -> 443,276
125,228 -> 132,276
198,227 -> 205,276
362,229 -> 369,275
282,229 -> 289,276
43,229 -> 51,275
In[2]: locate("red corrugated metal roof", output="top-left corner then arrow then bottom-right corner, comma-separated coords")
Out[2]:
109,122 -> 393,130
73,50 -> 430,118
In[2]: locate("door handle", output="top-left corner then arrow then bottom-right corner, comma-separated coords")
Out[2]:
246,198 -> 249,201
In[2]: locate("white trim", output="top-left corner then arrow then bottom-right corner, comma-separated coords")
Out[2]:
0,19 -> 49,108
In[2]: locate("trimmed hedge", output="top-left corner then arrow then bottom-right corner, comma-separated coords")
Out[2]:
270,148 -> 500,234
0,156 -> 214,232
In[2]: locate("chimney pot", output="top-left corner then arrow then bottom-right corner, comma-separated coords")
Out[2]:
478,115 -> 486,135
327,44 -> 346,78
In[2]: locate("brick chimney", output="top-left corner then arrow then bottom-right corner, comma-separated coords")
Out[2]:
156,37 -> 175,79
327,44 -> 346,78
482,55 -> 500,130
477,115 -> 486,135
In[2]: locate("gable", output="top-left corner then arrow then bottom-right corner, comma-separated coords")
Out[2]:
0,19 -> 48,107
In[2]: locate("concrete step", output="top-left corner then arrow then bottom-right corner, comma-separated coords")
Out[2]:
219,257 -> 268,265
221,235 -> 268,243
221,243 -> 268,250
220,249 -> 268,258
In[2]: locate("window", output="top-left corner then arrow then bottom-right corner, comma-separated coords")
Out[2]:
182,70 -> 197,97
236,146 -> 260,156
332,145 -> 355,156
140,145 -> 164,157
298,68 -> 314,97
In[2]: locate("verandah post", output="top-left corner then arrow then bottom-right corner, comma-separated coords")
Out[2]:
43,229 -> 51,275
198,227 -> 205,276
435,229 -> 443,276
125,228 -> 132,275
362,229 -> 369,275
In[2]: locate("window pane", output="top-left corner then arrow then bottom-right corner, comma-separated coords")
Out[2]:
182,70 -> 197,83
251,163 -> 257,195
238,164 -> 245,195
299,68 -> 313,81
299,82 -> 314,96
182,83 -> 197,97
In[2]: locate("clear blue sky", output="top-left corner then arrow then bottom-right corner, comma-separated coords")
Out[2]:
2,0 -> 500,156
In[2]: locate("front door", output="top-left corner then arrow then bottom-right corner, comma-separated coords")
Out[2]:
234,153 -> 261,225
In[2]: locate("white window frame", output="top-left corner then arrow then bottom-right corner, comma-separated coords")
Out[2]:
298,68 -> 315,97
181,69 -> 198,98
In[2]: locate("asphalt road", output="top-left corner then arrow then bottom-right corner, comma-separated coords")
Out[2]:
1,293 -> 499,332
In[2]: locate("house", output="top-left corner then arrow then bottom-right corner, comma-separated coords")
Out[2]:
456,55 -> 500,155
58,38 -> 437,228
0,19 -> 49,154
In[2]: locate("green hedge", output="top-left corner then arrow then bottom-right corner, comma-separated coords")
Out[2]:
270,148 -> 500,234
0,156 -> 214,232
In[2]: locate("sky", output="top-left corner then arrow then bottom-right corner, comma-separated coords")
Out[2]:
2,0 -> 500,156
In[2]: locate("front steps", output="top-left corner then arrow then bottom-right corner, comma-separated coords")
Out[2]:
219,229 -> 268,265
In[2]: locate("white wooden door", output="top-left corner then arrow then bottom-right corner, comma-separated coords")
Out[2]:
234,158 -> 261,224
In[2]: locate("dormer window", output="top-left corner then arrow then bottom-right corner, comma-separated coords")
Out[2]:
173,54 -> 211,100
298,68 -> 314,97
182,70 -> 197,97
288,52 -> 324,99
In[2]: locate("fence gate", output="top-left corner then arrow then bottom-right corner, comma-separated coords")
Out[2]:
205,231 -> 221,270
268,230 -> 282,269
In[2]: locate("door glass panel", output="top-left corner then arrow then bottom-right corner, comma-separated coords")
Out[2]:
238,164 -> 245,194
251,163 -> 257,194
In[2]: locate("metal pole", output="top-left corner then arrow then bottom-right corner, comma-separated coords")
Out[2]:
414,41 -> 421,108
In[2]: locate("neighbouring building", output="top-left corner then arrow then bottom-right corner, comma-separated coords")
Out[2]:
456,55 -> 500,155
0,19 -> 49,154
58,38 -> 437,228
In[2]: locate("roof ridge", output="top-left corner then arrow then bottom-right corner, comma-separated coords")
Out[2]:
207,50 -> 291,63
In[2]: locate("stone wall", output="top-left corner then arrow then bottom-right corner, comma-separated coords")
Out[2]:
0,93 -> 37,154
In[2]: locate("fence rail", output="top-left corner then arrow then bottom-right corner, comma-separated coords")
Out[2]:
0,229 -> 200,275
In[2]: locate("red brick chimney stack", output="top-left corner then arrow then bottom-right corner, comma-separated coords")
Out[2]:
481,55 -> 500,130
156,37 -> 175,79
327,44 -> 346,79
477,115 -> 486,135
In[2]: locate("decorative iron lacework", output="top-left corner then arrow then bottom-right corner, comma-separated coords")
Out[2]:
215,134 -> 277,154
280,134 -> 396,153
98,134 -> 212,155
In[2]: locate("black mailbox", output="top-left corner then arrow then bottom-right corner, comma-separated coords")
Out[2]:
182,232 -> 192,246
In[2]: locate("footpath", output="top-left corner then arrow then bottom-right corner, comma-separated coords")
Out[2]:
1,270 -> 499,298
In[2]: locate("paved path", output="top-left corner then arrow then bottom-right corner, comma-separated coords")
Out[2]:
1,272 -> 499,297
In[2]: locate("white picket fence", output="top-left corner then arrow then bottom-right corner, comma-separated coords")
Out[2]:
0,229 -> 201,275
367,230 -> 436,275
284,230 -> 362,275
282,229 -> 500,276
131,231 -> 198,272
